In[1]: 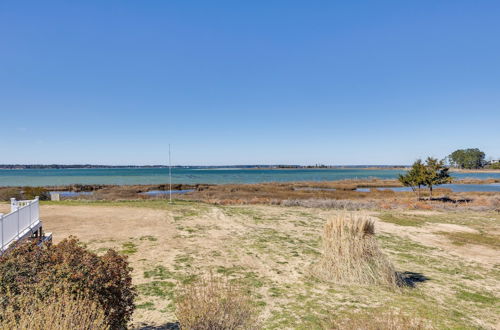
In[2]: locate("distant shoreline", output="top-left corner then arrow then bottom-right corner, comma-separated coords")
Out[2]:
1,165 -> 498,174
0,164 -> 409,170
354,167 -> 500,174
449,168 -> 500,174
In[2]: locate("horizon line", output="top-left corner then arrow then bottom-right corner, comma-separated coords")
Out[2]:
0,164 -> 410,168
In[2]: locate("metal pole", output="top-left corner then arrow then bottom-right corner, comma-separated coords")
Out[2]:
1,214 -> 4,252
169,144 -> 172,204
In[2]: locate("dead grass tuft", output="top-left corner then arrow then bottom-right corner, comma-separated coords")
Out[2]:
0,290 -> 108,330
313,213 -> 401,287
175,273 -> 258,330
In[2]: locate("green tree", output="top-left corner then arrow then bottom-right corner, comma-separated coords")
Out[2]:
399,159 -> 426,199
422,157 -> 452,198
448,148 -> 486,169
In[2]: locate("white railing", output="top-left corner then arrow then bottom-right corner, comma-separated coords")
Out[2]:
0,197 -> 41,254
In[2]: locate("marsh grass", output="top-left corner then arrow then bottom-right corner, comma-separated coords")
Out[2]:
39,180 -> 500,212
282,198 -> 377,210
313,213 -> 402,287
175,273 -> 258,330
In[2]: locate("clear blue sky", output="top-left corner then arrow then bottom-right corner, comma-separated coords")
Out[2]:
1,1 -> 499,165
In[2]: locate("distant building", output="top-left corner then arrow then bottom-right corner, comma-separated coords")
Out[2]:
491,159 -> 499,164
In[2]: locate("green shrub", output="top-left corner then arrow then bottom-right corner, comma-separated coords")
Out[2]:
488,162 -> 500,169
0,188 -> 23,201
22,186 -> 50,200
0,237 -> 136,329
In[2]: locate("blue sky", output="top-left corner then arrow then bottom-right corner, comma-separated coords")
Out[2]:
1,1 -> 499,165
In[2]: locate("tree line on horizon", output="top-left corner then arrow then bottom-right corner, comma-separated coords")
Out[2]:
0,148 -> 497,170
447,148 -> 499,169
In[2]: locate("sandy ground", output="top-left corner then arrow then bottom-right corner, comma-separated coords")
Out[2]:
35,204 -> 498,272
1,201 -> 499,329
39,204 -> 174,243
373,216 -> 499,266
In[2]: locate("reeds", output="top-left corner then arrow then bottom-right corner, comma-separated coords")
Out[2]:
175,273 -> 258,330
281,198 -> 377,210
313,213 -> 401,287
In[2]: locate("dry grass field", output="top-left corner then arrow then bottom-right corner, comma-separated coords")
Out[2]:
1,200 -> 498,329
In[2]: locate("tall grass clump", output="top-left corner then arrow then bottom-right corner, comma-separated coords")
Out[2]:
0,289 -> 109,330
313,213 -> 401,287
175,273 -> 258,330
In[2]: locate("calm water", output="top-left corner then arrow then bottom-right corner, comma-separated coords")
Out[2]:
357,184 -> 500,193
1,168 -> 500,187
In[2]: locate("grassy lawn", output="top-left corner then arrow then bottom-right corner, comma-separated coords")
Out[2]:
39,200 -> 499,328
437,231 -> 500,248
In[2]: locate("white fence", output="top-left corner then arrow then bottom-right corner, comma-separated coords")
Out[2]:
0,197 -> 41,254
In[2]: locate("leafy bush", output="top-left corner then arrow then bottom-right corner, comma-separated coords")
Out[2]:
0,237 -> 136,329
176,273 -> 258,329
22,186 -> 50,200
0,188 -> 23,201
488,162 -> 500,169
1,289 -> 109,330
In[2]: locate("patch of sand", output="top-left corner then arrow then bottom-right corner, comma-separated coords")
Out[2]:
40,205 -> 175,243
0,204 -> 10,214
426,223 -> 478,233
373,217 -> 499,266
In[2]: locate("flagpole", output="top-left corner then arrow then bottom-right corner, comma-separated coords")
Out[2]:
169,144 -> 172,204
